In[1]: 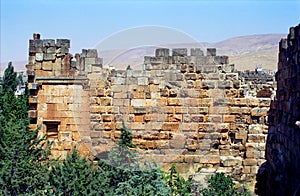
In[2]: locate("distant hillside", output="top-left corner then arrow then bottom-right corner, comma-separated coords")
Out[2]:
1,34 -> 285,74
99,34 -> 285,71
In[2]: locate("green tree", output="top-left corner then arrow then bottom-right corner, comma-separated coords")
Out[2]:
108,120 -> 138,168
97,121 -> 171,195
126,65 -> 132,70
164,163 -> 192,196
0,63 -> 51,195
47,148 -> 99,195
2,62 -> 18,92
114,163 -> 171,196
199,173 -> 251,196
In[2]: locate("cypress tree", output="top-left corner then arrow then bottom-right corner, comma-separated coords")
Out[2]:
2,62 -> 18,92
97,121 -> 171,195
47,148 -> 99,195
0,63 -> 51,195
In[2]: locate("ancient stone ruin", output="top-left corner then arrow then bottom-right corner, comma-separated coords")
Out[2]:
263,24 -> 300,196
26,33 -> 276,190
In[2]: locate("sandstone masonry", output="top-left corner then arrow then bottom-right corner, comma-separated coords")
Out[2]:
264,23 -> 300,196
26,33 -> 275,190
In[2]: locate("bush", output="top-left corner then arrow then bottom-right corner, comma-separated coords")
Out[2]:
97,121 -> 171,195
199,173 -> 251,196
164,163 -> 192,196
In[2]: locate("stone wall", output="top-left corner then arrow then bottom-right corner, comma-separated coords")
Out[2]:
26,34 -> 275,190
264,24 -> 300,195
27,34 -> 93,157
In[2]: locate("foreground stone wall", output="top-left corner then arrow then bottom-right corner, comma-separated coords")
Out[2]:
26,34 -> 275,189
265,24 -> 300,195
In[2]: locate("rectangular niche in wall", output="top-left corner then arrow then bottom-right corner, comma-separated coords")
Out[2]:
43,120 -> 60,140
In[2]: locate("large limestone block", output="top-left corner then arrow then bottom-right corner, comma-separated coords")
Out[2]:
161,122 -> 180,132
137,77 -> 149,85
248,124 -> 267,134
155,48 -> 169,57
56,39 -> 70,48
172,48 -> 187,56
190,48 -> 204,56
202,81 -> 215,89
243,159 -> 257,166
41,61 -> 53,71
42,39 -> 55,47
251,107 -> 268,116
131,99 -> 146,107
220,156 -> 243,167
167,98 -> 183,106
199,155 -> 220,164
36,53 -> 43,61
43,53 -> 56,61
247,134 -> 266,143
170,134 -> 186,149
206,48 -> 216,56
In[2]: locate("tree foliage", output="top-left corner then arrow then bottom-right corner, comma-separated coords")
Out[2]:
164,163 -> 192,196
2,62 -> 18,92
97,121 -> 172,195
199,173 -> 251,196
0,62 -> 51,195
47,148 -> 99,195
0,63 -> 191,195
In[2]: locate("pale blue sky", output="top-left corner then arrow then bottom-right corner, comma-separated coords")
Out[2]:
1,0 -> 299,63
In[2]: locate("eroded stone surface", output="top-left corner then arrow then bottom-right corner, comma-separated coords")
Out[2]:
264,24 -> 300,196
26,34 -> 277,191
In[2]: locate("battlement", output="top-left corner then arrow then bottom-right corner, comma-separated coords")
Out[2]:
25,33 -> 276,190
144,48 -> 231,72
27,33 -> 103,78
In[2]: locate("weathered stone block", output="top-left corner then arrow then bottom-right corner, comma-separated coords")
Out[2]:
56,39 -> 70,48
191,115 -> 204,122
168,114 -> 182,122
102,114 -> 113,122
170,134 -> 186,149
247,134 -> 266,143
248,124 -> 266,134
207,115 -> 222,123
167,98 -> 182,106
132,107 -> 147,114
220,156 -> 242,167
243,159 -> 257,166
85,57 -> 96,65
42,61 -> 53,71
155,48 -> 169,57
43,39 -> 55,47
99,98 -> 112,106
161,122 -> 179,132
131,99 -> 146,107
44,53 -> 56,61
202,81 -> 215,89
206,48 -> 216,56
199,155 -> 220,164
137,77 -> 149,85
191,48 -> 204,56
218,80 -> 233,89
36,53 -> 43,61
251,107 -> 268,116
185,73 -> 197,80
172,48 -> 187,56
230,107 -> 242,114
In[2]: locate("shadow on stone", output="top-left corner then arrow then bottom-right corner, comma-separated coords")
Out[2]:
255,161 -> 268,196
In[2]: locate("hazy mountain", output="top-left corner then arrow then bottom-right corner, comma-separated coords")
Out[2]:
99,34 -> 285,71
1,33 -> 285,74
